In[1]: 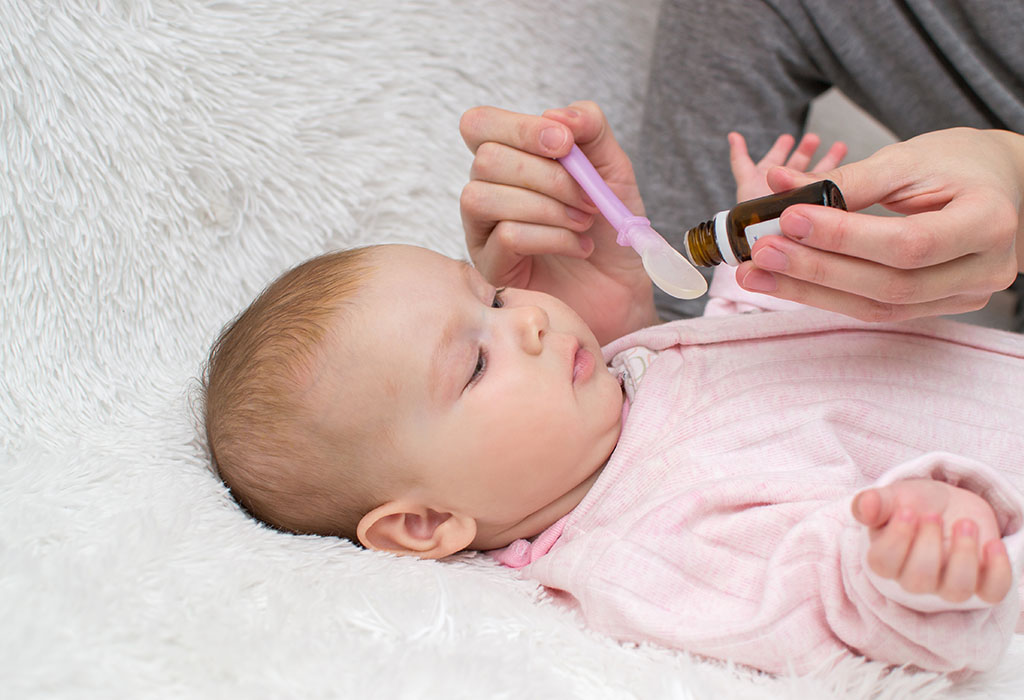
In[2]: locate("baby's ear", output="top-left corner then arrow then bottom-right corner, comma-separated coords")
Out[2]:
357,501 -> 476,559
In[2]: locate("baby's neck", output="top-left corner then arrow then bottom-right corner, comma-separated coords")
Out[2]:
470,462 -> 607,551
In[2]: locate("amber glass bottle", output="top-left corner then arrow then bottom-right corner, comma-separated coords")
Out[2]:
683,180 -> 846,267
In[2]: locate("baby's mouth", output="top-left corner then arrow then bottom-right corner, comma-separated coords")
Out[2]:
572,343 -> 595,384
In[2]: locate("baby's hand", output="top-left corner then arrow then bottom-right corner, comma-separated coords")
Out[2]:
729,132 -> 847,202
852,479 -> 1012,604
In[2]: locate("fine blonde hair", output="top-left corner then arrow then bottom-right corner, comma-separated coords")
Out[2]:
203,246 -> 383,540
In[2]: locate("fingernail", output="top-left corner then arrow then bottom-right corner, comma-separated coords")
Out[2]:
540,127 -> 568,152
739,268 -> 777,292
752,246 -> 788,272
984,539 -> 1007,559
566,205 -> 591,223
954,519 -> 977,538
897,507 -> 916,523
782,212 -> 812,240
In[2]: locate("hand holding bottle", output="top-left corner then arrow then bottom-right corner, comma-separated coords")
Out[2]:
459,101 -> 658,345
682,133 -> 847,269
735,128 -> 1024,322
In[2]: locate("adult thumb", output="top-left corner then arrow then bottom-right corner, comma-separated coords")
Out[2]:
766,150 -> 898,212
544,101 -> 633,184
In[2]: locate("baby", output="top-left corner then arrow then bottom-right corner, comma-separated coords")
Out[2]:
204,243 -> 622,552
204,105 -> 1023,676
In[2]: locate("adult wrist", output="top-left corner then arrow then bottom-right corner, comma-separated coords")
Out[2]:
991,130 -> 1024,272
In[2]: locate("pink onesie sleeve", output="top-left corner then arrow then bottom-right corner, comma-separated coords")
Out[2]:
839,453 -> 1023,672
526,452 -> 1023,675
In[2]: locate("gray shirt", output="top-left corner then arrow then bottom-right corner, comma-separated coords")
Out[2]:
638,0 -> 1024,321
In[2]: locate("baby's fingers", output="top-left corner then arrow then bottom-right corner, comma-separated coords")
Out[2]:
852,486 -> 895,528
866,507 -> 917,579
728,132 -> 756,180
811,141 -> 848,173
898,513 -> 943,594
756,133 -> 798,169
781,133 -> 821,172
977,539 -> 1013,604
937,519 -> 979,603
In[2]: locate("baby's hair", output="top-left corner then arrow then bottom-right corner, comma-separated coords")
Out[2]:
202,246 -> 384,541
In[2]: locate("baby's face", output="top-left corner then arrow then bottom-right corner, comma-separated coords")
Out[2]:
318,245 -> 623,549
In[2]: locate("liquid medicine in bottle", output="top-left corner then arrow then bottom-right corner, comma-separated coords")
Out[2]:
682,180 -> 846,267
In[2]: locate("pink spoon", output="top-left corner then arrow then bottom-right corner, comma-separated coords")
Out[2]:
558,145 -> 707,299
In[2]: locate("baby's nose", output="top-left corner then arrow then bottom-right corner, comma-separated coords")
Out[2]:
514,305 -> 548,353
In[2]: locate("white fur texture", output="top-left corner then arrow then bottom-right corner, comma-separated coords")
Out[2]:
2,2 -> 1022,698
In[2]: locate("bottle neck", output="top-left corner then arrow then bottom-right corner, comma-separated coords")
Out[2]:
684,218 -> 724,267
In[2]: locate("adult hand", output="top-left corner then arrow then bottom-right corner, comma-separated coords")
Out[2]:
459,101 -> 658,345
736,128 -> 1024,322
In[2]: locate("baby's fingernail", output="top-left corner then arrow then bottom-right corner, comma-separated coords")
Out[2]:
954,519 -> 977,538
540,126 -> 568,152
740,268 -> 777,292
566,205 -> 591,223
782,212 -> 812,240
752,246 -> 788,272
985,539 -> 1007,558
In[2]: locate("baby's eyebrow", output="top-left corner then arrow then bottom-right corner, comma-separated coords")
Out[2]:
428,261 -> 476,402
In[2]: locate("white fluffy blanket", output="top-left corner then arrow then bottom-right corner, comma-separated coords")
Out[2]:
3,2 -> 1022,697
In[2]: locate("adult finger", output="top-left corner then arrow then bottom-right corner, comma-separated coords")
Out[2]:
775,196 -> 1004,270
469,142 -> 597,213
735,261 -> 991,322
473,220 -> 594,286
765,145 -> 905,213
543,101 -> 637,189
898,513 -> 943,595
746,234 -> 1009,304
977,539 -> 1013,604
866,507 -> 917,580
937,519 -> 979,603
460,180 -> 593,255
460,105 -> 573,158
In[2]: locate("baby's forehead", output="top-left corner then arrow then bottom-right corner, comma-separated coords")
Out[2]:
384,244 -> 470,268
367,246 -> 478,292
343,249 -> 480,358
